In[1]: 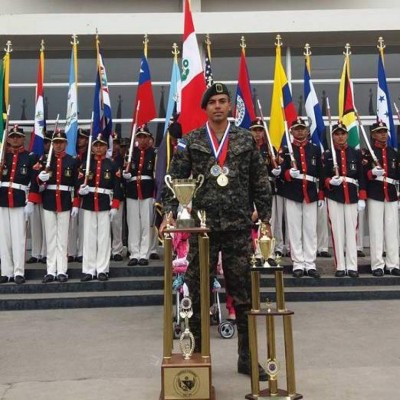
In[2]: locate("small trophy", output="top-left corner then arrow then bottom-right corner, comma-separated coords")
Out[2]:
197,210 -> 207,228
255,222 -> 274,268
179,297 -> 195,360
165,174 -> 204,228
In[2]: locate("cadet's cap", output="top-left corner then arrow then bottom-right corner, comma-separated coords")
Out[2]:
8,124 -> 25,137
371,120 -> 389,132
52,128 -> 67,142
201,82 -> 231,109
168,120 -> 182,139
78,128 -> 90,138
332,122 -> 348,134
92,133 -> 108,146
249,118 -> 265,130
135,124 -> 152,138
44,130 -> 53,142
112,132 -> 121,144
290,117 -> 307,129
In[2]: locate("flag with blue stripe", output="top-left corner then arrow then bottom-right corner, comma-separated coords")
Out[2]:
65,47 -> 78,156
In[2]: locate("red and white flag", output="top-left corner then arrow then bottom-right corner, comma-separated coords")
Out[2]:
178,0 -> 207,134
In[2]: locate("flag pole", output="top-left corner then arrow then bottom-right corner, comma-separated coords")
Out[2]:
326,97 -> 339,176
3,40 -> 12,109
281,98 -> 297,169
377,36 -> 385,64
256,99 -> 277,168
71,34 -> 79,96
0,105 -> 10,181
45,114 -> 60,171
84,112 -> 94,186
126,101 -> 141,172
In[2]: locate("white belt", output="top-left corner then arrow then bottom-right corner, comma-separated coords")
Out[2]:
375,176 -> 399,186
88,187 -> 113,195
294,174 -> 317,183
0,182 -> 29,192
128,175 -> 152,182
342,177 -> 358,186
46,184 -> 73,192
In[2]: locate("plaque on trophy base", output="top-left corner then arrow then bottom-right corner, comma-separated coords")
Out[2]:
160,353 -> 216,400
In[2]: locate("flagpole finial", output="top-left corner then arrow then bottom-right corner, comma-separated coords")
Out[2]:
71,34 -> 79,46
205,34 -> 211,47
343,43 -> 351,56
303,43 -> 311,57
40,39 -> 45,52
4,40 -> 12,53
275,35 -> 283,47
377,36 -> 385,52
143,34 -> 149,58
240,36 -> 246,49
172,43 -> 180,59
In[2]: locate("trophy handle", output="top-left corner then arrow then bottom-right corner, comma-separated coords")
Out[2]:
193,174 -> 204,198
164,174 -> 176,199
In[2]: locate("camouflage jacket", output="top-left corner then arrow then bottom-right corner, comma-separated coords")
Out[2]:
162,124 -> 272,231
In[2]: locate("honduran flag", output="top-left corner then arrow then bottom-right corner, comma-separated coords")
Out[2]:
31,43 -> 46,156
234,47 -> 256,129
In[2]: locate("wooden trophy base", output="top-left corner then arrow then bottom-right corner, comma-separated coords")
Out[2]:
160,353 -> 216,400
246,388 -> 302,400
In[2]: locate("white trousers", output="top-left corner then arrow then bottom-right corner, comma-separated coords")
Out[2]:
68,208 -> 84,257
44,210 -> 70,276
111,200 -> 124,256
82,210 -> 111,276
271,195 -> 289,254
126,198 -> 153,260
149,225 -> 159,255
285,199 -> 317,271
29,203 -> 46,258
368,199 -> 399,271
326,199 -> 358,271
0,207 -> 26,277
356,208 -> 366,251
317,205 -> 329,252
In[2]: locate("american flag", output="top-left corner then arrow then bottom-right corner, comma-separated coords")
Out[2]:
204,55 -> 214,88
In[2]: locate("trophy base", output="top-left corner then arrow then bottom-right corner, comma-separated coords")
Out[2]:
245,388 -> 302,400
176,219 -> 196,228
160,353 -> 216,399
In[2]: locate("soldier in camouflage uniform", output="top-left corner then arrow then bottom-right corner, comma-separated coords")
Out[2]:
161,83 -> 272,381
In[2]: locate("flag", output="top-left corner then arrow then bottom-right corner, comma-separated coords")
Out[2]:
204,54 -> 214,88
377,52 -> 397,149
304,59 -> 325,150
93,44 -> 112,144
1,49 -> 10,143
269,44 -> 297,150
155,87 -> 166,147
31,44 -> 46,156
164,54 -> 181,138
179,0 -> 207,134
65,41 -> 78,156
134,55 -> 156,127
338,55 -> 359,148
234,48 -> 256,129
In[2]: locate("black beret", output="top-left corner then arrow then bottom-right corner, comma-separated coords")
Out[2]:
332,122 -> 348,134
371,120 -> 389,132
168,121 -> 182,139
201,82 -> 230,109
8,124 -> 25,136
52,129 -> 67,142
290,117 -> 307,129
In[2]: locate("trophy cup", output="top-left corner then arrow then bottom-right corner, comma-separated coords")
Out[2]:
179,297 -> 195,360
255,222 -> 274,268
164,174 -> 205,228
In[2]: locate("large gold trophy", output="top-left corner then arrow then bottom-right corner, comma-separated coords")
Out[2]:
246,222 -> 302,400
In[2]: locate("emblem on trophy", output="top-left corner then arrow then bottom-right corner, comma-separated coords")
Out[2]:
164,174 -> 204,228
255,222 -> 275,268
179,297 -> 195,360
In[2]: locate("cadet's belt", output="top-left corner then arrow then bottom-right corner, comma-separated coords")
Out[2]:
128,175 -> 153,182
0,181 -> 29,192
46,184 -> 73,192
294,174 -> 317,183
342,177 -> 358,186
88,187 -> 113,195
375,176 -> 399,186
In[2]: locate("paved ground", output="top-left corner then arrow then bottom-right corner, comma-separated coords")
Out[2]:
0,299 -> 399,400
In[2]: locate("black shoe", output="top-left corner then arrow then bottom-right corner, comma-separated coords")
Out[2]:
40,257 -> 47,264
348,270 -> 359,278
237,358 -> 268,381
267,258 -> 277,267
390,268 -> 400,276
68,256 -> 75,263
42,274 -> 55,283
335,270 -> 346,277
382,251 -> 387,257
138,258 -> 149,266
57,274 -> 68,283
113,254 -> 123,262
75,256 -> 83,263
292,269 -> 304,278
307,269 -> 321,279
357,250 -> 366,257
15,275 -> 25,285
317,251 -> 331,258
372,269 -> 384,277
98,273 -> 108,281
255,258 -> 262,266
127,258 -> 138,266
149,253 -> 160,260
26,257 -> 39,264
80,274 -> 93,282
275,251 -> 283,258
0,276 -> 11,284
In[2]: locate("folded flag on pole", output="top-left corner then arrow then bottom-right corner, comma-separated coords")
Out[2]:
31,40 -> 46,156
65,36 -> 79,156
234,39 -> 256,129
0,45 -> 10,142
204,35 -> 214,88
178,0 -> 207,134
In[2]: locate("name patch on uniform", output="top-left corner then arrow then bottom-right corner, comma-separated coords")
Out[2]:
177,139 -> 187,152
2,168 -> 7,176
64,167 -> 72,177
20,166 -> 27,175
349,162 -> 357,171
311,156 -> 316,166
104,170 -> 111,180
391,159 -> 397,169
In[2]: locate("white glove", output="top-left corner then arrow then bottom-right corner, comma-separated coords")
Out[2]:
357,200 -> 366,212
38,184 -> 46,193
271,166 -> 281,177
122,171 -> 132,180
71,207 -> 79,218
78,185 -> 90,196
329,176 -> 343,186
317,199 -> 325,208
109,208 -> 118,221
289,168 -> 301,179
24,201 -> 34,220
38,170 -> 50,182
372,166 -> 385,177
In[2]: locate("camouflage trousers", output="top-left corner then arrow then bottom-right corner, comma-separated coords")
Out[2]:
186,230 -> 252,352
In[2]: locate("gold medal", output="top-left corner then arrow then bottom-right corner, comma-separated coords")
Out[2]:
217,173 -> 229,187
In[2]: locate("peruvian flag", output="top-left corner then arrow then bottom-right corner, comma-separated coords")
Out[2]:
178,0 -> 207,134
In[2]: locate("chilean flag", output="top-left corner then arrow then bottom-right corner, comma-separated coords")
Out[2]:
234,48 -> 256,129
178,0 -> 207,134
134,55 -> 156,127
